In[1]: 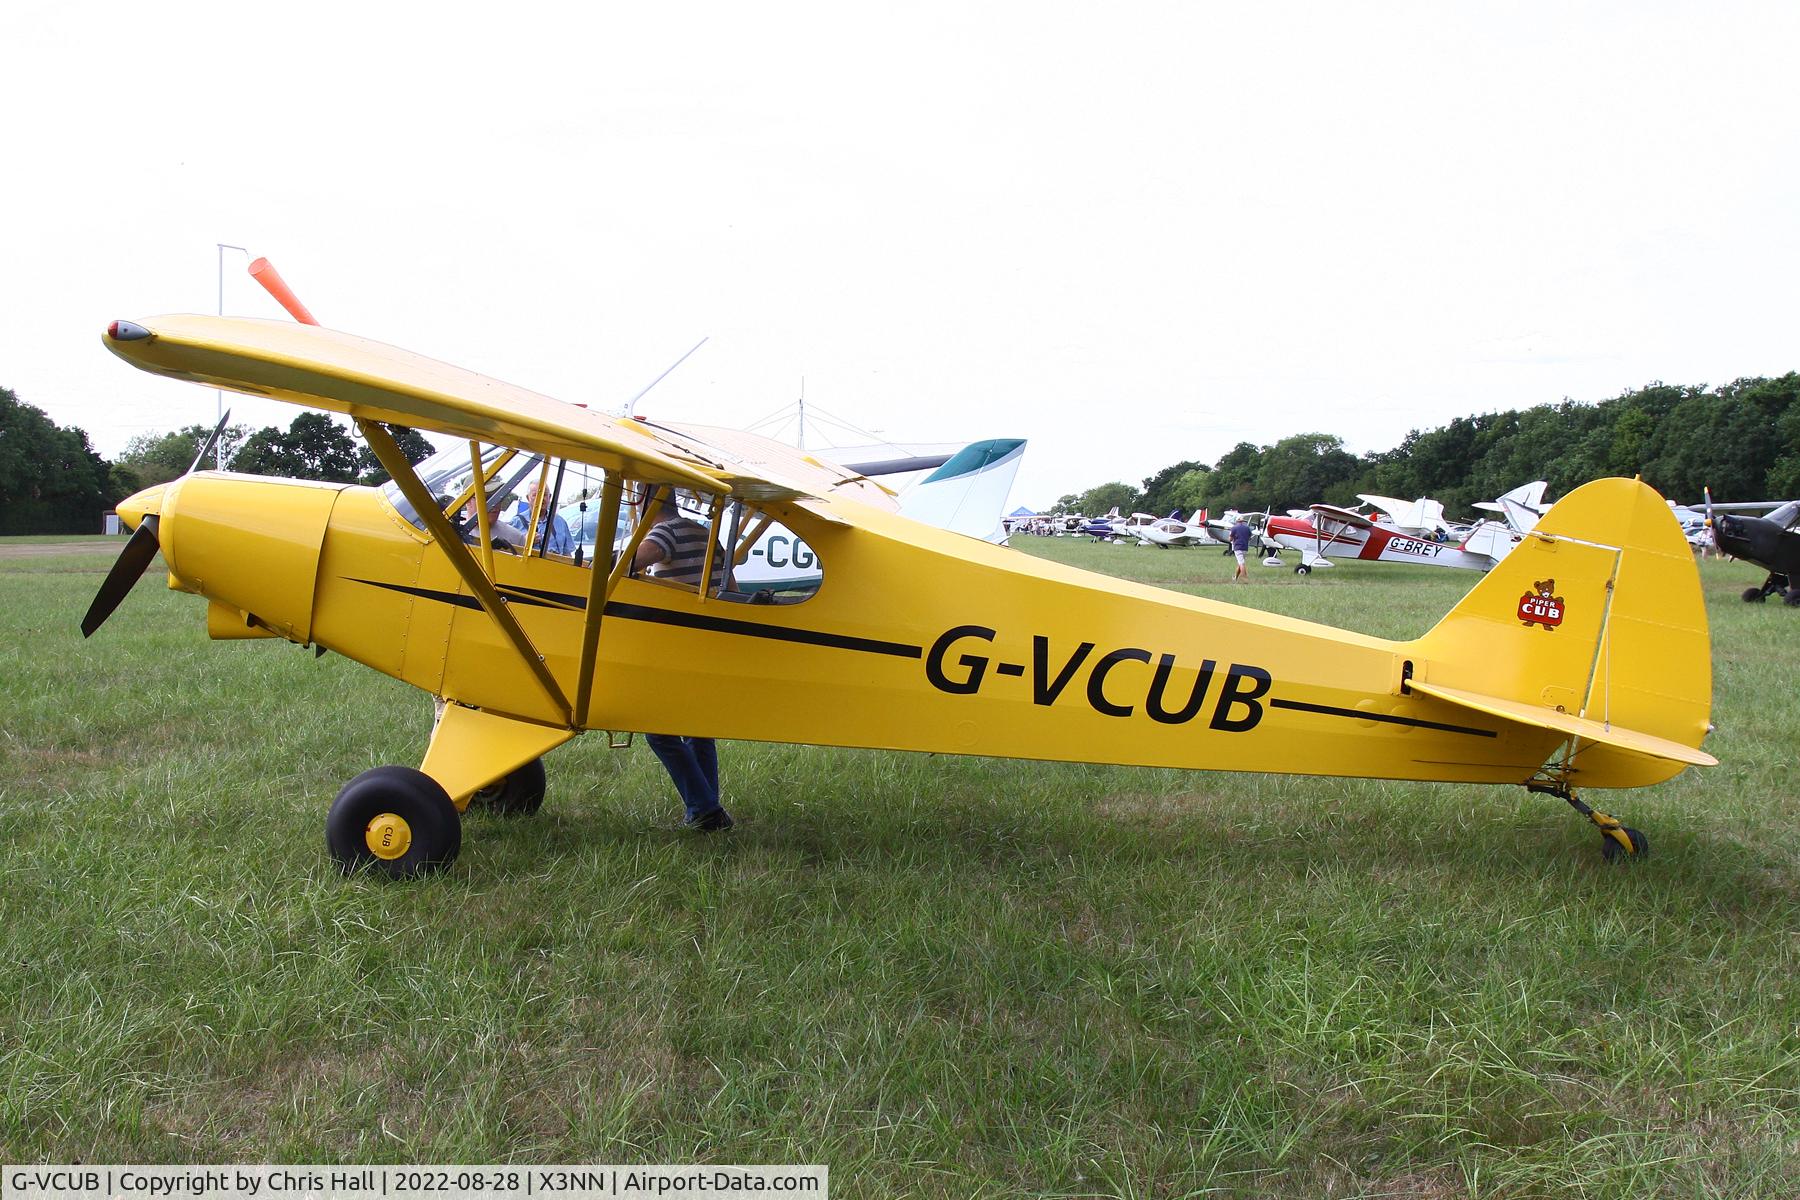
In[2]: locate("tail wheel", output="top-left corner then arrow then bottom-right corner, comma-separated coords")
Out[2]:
327,766 -> 461,879
1295,564 -> 1311,576
1600,826 -> 1649,862
468,758 -> 547,816
1743,586 -> 1767,603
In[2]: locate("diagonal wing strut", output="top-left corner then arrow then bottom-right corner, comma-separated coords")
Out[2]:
360,420 -> 573,724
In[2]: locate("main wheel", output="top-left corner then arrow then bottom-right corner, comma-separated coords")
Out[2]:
1743,586 -> 1767,603
326,766 -> 461,879
468,758 -> 547,816
1785,588 -> 1800,607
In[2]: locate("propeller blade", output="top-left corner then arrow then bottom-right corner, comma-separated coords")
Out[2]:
188,409 -> 232,474
81,517 -> 160,637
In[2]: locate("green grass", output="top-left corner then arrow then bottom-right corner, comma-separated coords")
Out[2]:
2,535 -> 1797,1197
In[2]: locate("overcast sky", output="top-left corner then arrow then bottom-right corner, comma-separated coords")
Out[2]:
5,1 -> 1797,508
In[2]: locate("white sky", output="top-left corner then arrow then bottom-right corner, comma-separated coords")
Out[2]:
4,1 -> 1797,508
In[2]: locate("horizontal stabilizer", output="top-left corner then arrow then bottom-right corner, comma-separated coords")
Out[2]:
1408,680 -> 1716,767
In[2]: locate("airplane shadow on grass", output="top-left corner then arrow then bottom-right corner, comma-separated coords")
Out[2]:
463,766 -> 1800,935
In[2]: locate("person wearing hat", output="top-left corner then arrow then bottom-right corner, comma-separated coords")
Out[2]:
632,487 -> 734,831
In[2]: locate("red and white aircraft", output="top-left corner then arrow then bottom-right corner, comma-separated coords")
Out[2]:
1264,504 -> 1498,574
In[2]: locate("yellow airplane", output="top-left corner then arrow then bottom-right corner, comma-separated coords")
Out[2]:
88,313 -> 1715,878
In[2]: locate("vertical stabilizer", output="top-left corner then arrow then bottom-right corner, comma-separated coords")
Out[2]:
1409,478 -> 1711,787
897,438 -> 1028,543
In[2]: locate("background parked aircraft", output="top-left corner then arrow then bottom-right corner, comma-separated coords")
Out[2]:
1261,483 -> 1554,575
556,436 -> 1028,594
1706,490 -> 1800,604
1133,511 -> 1218,548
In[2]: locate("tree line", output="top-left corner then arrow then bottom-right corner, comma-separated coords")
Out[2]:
1055,374 -> 1800,521
7,373 -> 1798,535
1,385 -> 433,535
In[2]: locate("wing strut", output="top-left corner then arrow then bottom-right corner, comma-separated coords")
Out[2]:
360,420 -> 573,724
570,482 -> 668,725
574,475 -> 624,727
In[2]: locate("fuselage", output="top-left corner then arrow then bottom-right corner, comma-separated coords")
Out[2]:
1265,514 -> 1491,571
125,470 -> 1569,786
1716,507 -> 1800,578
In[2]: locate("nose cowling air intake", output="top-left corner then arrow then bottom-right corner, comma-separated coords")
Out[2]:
84,473 -> 342,643
153,474 -> 340,643
81,404 -> 342,642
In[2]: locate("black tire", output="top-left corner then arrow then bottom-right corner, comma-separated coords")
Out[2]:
1785,588 -> 1800,607
1743,586 -> 1767,603
468,758 -> 547,816
1600,826 -> 1648,863
1295,564 -> 1311,576
326,766 -> 461,879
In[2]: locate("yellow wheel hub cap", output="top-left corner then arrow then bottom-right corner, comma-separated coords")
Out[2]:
365,813 -> 413,860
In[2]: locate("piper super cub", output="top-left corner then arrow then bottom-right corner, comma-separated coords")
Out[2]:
87,310 -> 1716,877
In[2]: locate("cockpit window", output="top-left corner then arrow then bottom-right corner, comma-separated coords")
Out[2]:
718,501 -> 822,602
558,487 -> 823,602
381,452 -> 823,597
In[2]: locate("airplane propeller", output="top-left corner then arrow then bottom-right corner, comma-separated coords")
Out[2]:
80,516 -> 160,637
188,408 -> 231,474
80,408 -> 231,638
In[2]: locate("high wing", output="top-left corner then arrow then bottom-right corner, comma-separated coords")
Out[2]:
103,315 -> 894,508
1705,499 -> 1797,529
1355,494 -> 1446,534
1700,498 -> 1791,513
1309,503 -> 1377,531
1356,494 -> 1412,520
1474,482 -> 1550,517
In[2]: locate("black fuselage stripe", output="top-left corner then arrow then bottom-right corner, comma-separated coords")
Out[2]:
350,579 -> 922,658
1270,697 -> 1497,738
602,601 -> 923,658
354,581 -> 1480,731
499,584 -> 589,608
354,578 -> 581,611
353,579 -> 487,610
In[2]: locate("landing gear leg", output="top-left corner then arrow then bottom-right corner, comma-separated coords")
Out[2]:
1744,572 -> 1791,603
467,757 -> 547,816
1529,781 -> 1646,862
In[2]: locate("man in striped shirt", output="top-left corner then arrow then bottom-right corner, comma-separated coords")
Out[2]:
633,491 -> 733,831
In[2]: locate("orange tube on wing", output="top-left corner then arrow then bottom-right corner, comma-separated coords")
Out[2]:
248,257 -> 320,326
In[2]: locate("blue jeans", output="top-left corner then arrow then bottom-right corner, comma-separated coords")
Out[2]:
645,734 -> 722,822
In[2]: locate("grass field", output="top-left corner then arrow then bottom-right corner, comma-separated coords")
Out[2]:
2,533 -> 1796,1197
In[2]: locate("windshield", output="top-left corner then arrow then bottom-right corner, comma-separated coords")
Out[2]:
383,443 -> 543,530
